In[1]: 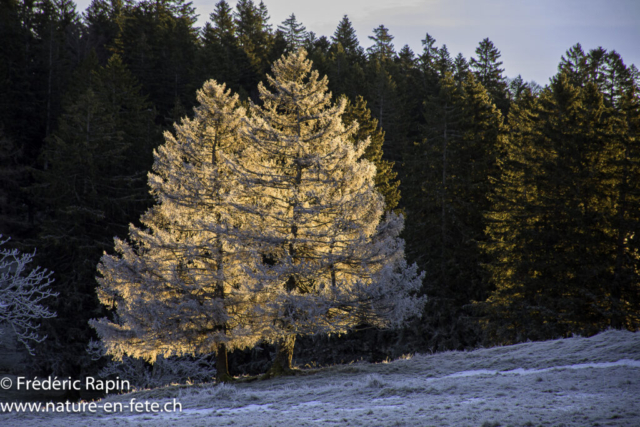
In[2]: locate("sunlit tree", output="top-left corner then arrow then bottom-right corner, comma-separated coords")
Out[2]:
227,50 -> 424,375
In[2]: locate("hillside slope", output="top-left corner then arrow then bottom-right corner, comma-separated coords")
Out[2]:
2,329 -> 639,426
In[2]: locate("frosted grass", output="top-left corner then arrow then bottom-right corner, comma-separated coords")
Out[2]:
2,329 -> 639,426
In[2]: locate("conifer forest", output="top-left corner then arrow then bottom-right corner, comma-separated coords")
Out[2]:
0,0 -> 639,386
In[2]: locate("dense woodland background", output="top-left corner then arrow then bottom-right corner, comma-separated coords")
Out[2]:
1,0 -> 639,380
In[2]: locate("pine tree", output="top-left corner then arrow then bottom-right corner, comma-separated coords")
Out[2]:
480,70 -> 640,343
435,45 -> 453,77
560,46 -> 640,331
0,0 -> 40,166
453,53 -> 471,84
32,54 -> 158,375
470,38 -> 509,114
0,0 -> 82,183
257,1 -> 272,32
419,33 -> 439,80
507,75 -> 528,101
326,16 -> 366,99
234,0 -> 274,95
114,0 -> 199,125
331,15 -> 364,61
367,25 -> 396,62
453,53 -> 469,76
277,13 -> 308,52
559,43 -> 588,86
404,71 -> 504,350
611,73 -> 640,330
228,50 -> 424,375
199,0 -> 249,96
0,130 -> 29,238
91,80 -> 259,382
364,26 -> 401,162
341,96 -> 400,211
304,32 -> 331,77
393,44 -> 426,175
83,0 -> 123,64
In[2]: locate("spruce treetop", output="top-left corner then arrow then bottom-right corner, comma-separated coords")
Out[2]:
277,13 -> 308,52
367,25 -> 396,61
206,0 -> 236,41
470,37 -> 505,86
331,15 -> 363,58
420,33 -> 439,70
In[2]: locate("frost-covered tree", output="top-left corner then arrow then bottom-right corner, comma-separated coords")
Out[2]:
90,81 -> 261,382
0,237 -> 57,355
226,49 -> 424,375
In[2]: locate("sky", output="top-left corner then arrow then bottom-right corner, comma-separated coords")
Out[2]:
74,0 -> 640,86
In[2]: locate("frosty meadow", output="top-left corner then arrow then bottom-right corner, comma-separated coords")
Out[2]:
1,330 -> 638,426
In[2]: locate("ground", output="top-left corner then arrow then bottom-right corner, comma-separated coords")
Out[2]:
1,329 -> 639,426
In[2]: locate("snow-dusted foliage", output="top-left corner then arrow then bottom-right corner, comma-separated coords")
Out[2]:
90,81 -> 261,363
91,50 -> 424,372
224,49 -> 425,343
0,236 -> 57,355
98,354 -> 217,390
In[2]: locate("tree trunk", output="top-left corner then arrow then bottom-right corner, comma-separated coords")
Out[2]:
264,335 -> 296,378
215,342 -> 232,383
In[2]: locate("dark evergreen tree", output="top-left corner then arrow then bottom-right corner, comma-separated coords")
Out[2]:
341,96 -> 400,211
419,33 -> 439,76
331,15 -> 364,60
277,13 -> 308,52
234,0 -> 274,98
393,44 -> 426,178
558,43 -> 589,87
32,54 -> 158,375
0,0 -> 83,242
0,130 -> 29,237
435,44 -> 453,77
404,71 -> 504,350
367,25 -> 396,61
82,0 -> 123,64
364,25 -> 402,163
453,53 -> 470,82
257,0 -> 271,32
304,33 -> 330,63
470,38 -> 509,114
0,0 -> 36,239
34,0 -> 84,138
507,75 -> 530,102
612,79 -> 640,330
114,0 -> 199,125
199,0 -> 250,97
416,33 -> 442,111
480,69 -> 640,343
326,16 -> 366,99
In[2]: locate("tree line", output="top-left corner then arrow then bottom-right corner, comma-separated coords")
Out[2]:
0,0 -> 638,379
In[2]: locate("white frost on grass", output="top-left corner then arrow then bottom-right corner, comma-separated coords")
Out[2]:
1,329 -> 639,426
444,358 -> 640,379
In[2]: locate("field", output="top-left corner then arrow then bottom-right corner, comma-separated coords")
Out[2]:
2,329 -> 639,426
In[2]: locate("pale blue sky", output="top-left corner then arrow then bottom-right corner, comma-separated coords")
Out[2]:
75,0 -> 640,85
